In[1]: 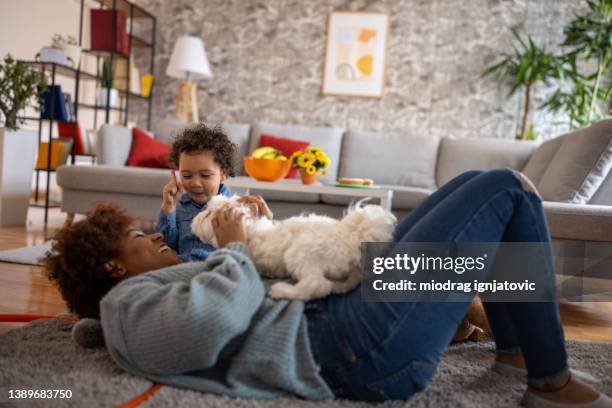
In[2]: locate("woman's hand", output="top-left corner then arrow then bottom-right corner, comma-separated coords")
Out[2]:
161,170 -> 183,214
238,195 -> 273,220
212,205 -> 247,248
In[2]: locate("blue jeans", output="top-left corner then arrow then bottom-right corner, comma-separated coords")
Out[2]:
305,169 -> 568,401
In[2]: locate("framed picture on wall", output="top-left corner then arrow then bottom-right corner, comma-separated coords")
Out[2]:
322,10 -> 390,98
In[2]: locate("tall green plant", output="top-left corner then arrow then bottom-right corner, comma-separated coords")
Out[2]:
0,54 -> 47,131
560,0 -> 612,124
482,28 -> 566,140
544,66 -> 610,128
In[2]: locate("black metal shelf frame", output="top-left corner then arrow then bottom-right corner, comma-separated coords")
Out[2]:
87,0 -> 156,129
19,0 -> 156,224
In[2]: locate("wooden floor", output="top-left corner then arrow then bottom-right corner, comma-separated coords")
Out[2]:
1,207 -> 612,342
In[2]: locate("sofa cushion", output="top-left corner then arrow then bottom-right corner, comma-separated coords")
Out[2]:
436,138 -> 537,187
259,134 -> 309,179
521,136 -> 565,186
248,123 -> 344,184
95,124 -> 133,166
588,169 -> 612,205
127,128 -> 171,169
223,123 -> 251,176
543,201 -> 612,242
537,119 -> 612,204
321,185 -> 432,210
340,130 -> 440,189
153,118 -> 191,144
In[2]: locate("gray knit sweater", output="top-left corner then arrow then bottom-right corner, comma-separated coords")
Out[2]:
99,242 -> 334,400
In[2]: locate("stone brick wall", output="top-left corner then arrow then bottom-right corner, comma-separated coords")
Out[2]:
132,0 -> 587,140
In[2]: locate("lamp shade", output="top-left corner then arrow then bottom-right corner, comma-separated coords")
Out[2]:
166,36 -> 212,80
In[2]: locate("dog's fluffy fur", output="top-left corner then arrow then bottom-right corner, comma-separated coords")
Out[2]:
191,195 -> 397,300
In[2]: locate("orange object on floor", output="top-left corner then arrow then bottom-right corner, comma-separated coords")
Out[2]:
0,313 -> 79,323
0,312 -> 163,407
118,384 -> 163,408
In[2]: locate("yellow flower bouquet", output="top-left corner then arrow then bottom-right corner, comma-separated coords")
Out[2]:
289,147 -> 330,176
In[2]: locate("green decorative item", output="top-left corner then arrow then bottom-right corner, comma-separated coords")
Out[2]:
51,33 -> 78,48
97,57 -> 118,107
482,28 -> 565,140
0,54 -> 47,131
546,0 -> 612,127
100,57 -> 113,89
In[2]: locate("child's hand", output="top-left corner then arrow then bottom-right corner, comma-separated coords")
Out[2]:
161,170 -> 183,214
212,205 -> 247,248
238,195 -> 273,219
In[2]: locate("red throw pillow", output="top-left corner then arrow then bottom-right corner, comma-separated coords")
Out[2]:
127,127 -> 171,168
259,134 -> 309,178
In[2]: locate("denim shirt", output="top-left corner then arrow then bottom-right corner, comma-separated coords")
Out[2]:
155,184 -> 232,262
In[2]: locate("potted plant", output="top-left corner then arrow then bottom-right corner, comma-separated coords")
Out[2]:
0,54 -> 47,226
96,57 -> 118,106
290,147 -> 330,185
51,33 -> 81,68
482,28 -> 566,140
544,0 -> 612,128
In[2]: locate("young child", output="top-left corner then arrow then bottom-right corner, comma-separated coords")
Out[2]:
156,123 -> 236,262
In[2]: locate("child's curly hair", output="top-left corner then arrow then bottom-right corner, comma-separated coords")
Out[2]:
168,123 -> 237,177
44,204 -> 134,318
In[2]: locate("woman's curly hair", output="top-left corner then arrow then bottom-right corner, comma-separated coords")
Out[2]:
44,204 -> 134,318
168,123 -> 237,177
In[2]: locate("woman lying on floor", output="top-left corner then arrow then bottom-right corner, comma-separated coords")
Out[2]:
44,169 -> 611,408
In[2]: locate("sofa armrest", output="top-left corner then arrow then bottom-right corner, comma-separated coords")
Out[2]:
544,201 -> 612,241
57,164 -> 169,195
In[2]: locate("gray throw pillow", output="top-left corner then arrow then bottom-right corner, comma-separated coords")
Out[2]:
537,120 -> 612,204
521,136 -> 564,186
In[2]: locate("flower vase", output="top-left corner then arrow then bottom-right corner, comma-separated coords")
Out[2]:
299,169 -> 318,185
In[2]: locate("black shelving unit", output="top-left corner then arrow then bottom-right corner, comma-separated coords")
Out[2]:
80,0 -> 157,130
18,0 -> 156,224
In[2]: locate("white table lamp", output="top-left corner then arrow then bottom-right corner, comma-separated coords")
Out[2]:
166,36 -> 212,122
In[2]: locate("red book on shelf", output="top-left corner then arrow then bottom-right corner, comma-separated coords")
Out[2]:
91,9 -> 129,55
57,122 -> 85,155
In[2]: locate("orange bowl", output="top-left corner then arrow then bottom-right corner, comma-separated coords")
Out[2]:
243,157 -> 292,182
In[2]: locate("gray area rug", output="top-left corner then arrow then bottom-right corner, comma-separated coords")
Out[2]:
1,320 -> 611,408
0,243 -> 51,266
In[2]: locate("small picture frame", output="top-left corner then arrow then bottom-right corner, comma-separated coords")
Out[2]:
322,10 -> 390,98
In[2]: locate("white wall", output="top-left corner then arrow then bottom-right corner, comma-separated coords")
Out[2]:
0,0 -> 85,61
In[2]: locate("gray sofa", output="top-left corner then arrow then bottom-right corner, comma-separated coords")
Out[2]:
57,119 -> 612,244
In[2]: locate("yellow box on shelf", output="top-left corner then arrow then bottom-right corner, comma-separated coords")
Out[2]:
35,138 -> 73,170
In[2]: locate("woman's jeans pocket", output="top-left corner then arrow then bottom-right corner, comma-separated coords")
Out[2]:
366,360 -> 437,401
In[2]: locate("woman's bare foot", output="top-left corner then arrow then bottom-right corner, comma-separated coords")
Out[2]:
528,372 -> 600,404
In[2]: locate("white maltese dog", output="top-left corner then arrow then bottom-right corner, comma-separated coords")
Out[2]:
191,195 -> 397,300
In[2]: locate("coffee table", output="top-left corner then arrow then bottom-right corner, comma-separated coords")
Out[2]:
224,176 -> 394,210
